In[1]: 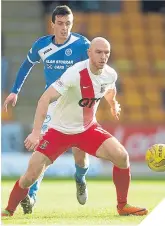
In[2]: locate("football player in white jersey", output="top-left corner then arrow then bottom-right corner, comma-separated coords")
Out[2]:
2,37 -> 148,217
3,5 -> 90,214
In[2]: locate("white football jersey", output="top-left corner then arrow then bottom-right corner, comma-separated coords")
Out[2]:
51,59 -> 117,134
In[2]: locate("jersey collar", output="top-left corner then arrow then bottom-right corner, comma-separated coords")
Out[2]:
51,33 -> 72,47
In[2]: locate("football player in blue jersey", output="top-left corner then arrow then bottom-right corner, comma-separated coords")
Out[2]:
4,5 -> 90,214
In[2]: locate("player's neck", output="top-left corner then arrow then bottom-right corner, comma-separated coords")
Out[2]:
54,38 -> 66,45
89,62 -> 102,76
54,34 -> 70,45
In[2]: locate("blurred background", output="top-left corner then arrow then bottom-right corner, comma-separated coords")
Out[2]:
1,0 -> 165,179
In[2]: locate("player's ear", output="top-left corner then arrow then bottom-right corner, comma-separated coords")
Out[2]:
51,21 -> 55,28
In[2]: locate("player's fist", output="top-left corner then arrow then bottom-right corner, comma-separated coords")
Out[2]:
24,132 -> 40,151
110,101 -> 121,120
3,93 -> 18,112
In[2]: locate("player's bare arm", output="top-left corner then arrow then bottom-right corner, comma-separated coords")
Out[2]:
24,86 -> 61,151
104,87 -> 121,120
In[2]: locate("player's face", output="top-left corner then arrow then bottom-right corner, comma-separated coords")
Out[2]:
52,15 -> 73,42
89,45 -> 110,70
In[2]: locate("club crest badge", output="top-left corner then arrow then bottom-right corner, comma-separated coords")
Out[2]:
65,48 -> 72,56
39,140 -> 49,150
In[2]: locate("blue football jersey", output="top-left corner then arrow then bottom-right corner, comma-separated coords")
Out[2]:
27,33 -> 90,89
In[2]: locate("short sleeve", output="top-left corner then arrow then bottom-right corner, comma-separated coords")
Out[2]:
27,39 -> 41,64
109,81 -> 116,89
51,67 -> 76,95
108,69 -> 118,90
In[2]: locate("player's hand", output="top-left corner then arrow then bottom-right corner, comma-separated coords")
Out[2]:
24,132 -> 40,151
110,101 -> 121,120
3,93 -> 18,112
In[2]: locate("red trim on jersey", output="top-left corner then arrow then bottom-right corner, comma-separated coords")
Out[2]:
79,68 -> 95,128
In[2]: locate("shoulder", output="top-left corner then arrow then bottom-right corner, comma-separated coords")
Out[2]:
71,59 -> 88,71
71,33 -> 90,45
35,35 -> 53,44
104,64 -> 118,82
32,35 -> 53,50
65,60 -> 88,76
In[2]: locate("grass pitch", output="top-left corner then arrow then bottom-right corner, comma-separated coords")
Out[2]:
1,179 -> 164,225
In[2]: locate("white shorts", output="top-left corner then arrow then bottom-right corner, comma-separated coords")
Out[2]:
41,101 -> 56,135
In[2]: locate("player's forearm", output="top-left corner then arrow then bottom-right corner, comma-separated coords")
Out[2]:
11,58 -> 34,94
32,87 -> 61,135
32,98 -> 50,135
105,87 -> 117,108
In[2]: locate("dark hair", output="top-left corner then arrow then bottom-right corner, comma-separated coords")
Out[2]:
52,5 -> 73,23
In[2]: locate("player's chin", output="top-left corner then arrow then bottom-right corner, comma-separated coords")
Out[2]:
60,34 -> 68,39
98,63 -> 106,69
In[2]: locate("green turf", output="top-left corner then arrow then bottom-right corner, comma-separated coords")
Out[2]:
1,180 -> 164,225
